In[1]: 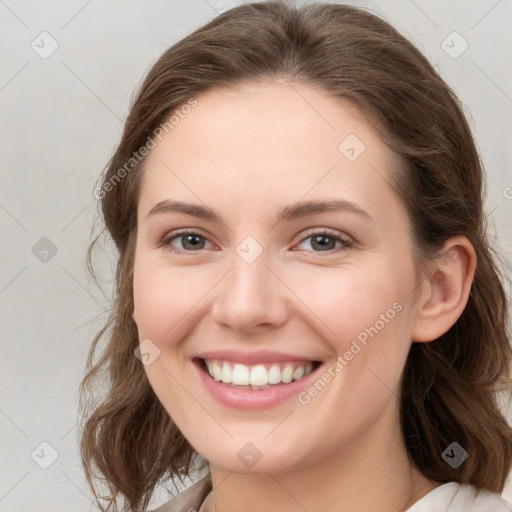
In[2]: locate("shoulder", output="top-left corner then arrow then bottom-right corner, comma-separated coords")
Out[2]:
451,484 -> 512,512
148,475 -> 212,512
407,482 -> 512,512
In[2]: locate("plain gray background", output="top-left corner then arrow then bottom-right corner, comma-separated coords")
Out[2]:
1,0 -> 511,510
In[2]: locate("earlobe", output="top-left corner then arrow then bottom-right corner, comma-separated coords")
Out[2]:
411,236 -> 476,343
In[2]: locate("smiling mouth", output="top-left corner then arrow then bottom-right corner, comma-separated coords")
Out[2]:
194,357 -> 323,390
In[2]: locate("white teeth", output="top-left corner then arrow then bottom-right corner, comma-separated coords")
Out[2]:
203,359 -> 317,387
232,364 -> 250,385
268,364 -> 281,384
293,366 -> 305,381
281,365 -> 294,383
221,363 -> 232,383
250,365 -> 268,386
212,361 -> 222,381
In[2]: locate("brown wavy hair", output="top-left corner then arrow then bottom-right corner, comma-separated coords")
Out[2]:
79,1 -> 512,510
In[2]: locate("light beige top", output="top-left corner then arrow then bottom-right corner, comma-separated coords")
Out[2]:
149,476 -> 511,512
149,475 -> 212,512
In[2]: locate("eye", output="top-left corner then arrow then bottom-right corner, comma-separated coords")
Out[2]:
159,228 -> 353,254
293,229 -> 354,253
160,230 -> 214,253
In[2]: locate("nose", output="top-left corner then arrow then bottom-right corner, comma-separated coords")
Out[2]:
210,248 -> 289,334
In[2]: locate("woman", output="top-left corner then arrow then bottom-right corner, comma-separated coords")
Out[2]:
79,2 -> 512,511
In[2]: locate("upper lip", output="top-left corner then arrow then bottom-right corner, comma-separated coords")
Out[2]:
193,350 -> 322,365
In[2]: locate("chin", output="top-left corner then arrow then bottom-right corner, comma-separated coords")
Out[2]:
193,437 -> 306,475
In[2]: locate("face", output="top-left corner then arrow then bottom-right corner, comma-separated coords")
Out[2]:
132,79 -> 424,475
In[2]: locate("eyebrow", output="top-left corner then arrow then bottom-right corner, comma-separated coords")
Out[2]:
146,199 -> 374,223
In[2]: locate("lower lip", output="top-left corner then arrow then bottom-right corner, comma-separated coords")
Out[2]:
193,359 -> 322,411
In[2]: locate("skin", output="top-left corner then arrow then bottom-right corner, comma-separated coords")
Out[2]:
132,79 -> 476,512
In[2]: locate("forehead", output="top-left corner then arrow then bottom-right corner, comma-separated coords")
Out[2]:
138,79 -> 404,230
158,79 -> 377,161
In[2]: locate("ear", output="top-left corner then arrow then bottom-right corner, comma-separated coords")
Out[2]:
411,236 -> 476,343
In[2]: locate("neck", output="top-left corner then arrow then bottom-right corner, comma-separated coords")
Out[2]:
202,403 -> 438,512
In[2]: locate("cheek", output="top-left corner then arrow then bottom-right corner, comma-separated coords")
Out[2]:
296,262 -> 415,405
132,261 -> 215,344
332,274 -> 414,400
293,263 -> 410,348
133,268 -> 169,340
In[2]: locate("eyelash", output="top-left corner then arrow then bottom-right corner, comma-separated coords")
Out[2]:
159,229 -> 354,255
